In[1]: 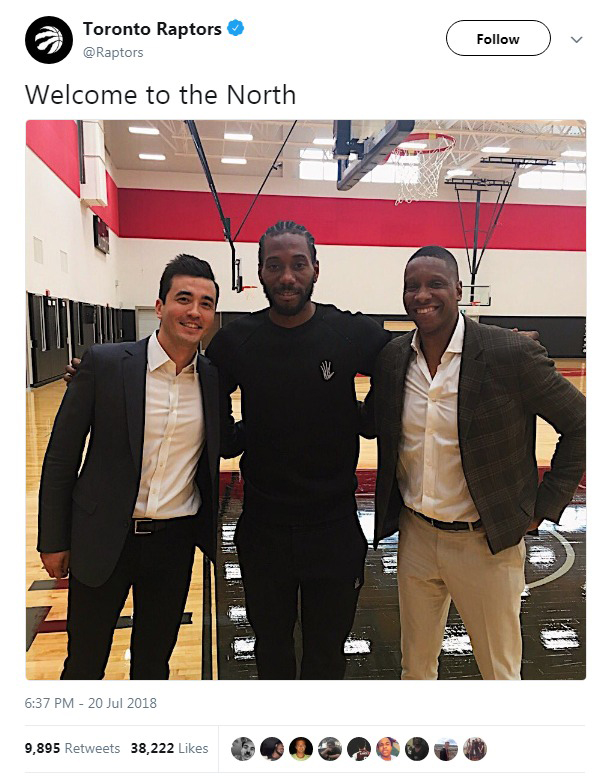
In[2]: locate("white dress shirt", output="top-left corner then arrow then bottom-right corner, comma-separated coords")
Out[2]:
397,314 -> 479,523
133,332 -> 204,520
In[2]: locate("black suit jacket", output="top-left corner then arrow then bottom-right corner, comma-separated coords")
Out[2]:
37,337 -> 220,587
368,316 -> 586,554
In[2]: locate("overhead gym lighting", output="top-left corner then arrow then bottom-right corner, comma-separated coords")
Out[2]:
129,126 -> 160,135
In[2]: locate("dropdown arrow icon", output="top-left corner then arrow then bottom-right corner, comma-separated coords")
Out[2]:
571,36 -> 583,43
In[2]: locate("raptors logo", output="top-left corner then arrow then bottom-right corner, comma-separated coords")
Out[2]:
320,360 -> 334,380
25,17 -> 73,63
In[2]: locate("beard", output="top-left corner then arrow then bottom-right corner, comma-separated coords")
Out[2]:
261,278 -> 315,317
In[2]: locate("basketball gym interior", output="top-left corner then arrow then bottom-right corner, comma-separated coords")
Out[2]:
25,119 -> 586,679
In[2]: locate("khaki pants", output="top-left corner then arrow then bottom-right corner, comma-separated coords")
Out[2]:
397,508 -> 525,680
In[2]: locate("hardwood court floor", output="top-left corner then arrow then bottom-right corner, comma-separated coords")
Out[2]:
217,481 -> 585,680
25,358 -> 585,680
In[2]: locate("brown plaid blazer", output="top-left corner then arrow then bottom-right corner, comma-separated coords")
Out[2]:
368,316 -> 586,554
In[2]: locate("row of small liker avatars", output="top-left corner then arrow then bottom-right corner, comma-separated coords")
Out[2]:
38,220 -> 585,680
231,735 -> 486,761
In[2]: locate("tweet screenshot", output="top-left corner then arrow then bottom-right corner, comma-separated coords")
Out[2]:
11,0 -> 598,779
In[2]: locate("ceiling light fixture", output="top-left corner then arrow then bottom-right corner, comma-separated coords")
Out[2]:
224,133 -> 253,141
129,126 -> 160,135
139,153 -> 166,161
481,146 -> 510,153
221,157 -> 247,165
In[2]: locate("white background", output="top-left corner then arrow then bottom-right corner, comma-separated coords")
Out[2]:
8,1 -> 599,779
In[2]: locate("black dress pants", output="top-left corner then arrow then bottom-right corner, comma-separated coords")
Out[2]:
61,519 -> 196,680
235,513 -> 367,680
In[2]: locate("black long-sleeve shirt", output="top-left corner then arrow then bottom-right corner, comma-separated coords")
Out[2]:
206,304 -> 390,524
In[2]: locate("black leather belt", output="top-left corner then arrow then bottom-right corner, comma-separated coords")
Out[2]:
411,508 -> 482,531
132,519 -> 169,535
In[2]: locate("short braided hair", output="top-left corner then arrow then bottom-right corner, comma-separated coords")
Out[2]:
258,221 -> 317,264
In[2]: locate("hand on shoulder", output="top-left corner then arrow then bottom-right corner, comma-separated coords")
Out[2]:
63,357 -> 81,385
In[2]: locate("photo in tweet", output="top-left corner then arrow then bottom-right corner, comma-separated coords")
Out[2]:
25,118 -> 585,682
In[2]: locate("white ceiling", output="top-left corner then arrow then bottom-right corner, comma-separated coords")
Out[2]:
103,119 -> 586,179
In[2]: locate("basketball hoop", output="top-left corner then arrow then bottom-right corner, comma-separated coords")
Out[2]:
388,133 -> 456,204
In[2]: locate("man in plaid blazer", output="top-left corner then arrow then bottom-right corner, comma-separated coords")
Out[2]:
366,246 -> 585,679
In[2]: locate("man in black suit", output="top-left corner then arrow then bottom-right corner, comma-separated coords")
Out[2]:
38,255 -> 224,679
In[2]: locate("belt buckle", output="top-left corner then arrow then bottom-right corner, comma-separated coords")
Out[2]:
134,519 -> 152,535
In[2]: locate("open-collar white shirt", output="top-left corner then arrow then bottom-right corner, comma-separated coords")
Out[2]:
133,331 -> 204,520
397,314 -> 479,523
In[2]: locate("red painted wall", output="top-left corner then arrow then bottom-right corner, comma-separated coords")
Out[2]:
91,173 -> 119,235
26,120 -> 80,197
118,189 -> 585,252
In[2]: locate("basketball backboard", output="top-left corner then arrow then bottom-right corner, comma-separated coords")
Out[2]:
334,120 -> 415,190
460,285 -> 491,306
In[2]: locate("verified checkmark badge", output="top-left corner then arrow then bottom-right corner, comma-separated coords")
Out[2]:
227,19 -> 244,36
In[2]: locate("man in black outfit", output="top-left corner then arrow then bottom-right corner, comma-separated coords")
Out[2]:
39,256 -> 224,679
206,221 -> 390,679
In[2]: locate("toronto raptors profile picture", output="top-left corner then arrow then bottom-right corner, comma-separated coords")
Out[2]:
25,16 -> 73,63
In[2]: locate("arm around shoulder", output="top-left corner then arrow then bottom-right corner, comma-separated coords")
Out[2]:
357,323 -> 392,439
205,333 -> 245,459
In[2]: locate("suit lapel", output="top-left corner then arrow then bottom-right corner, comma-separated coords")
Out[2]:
458,315 -> 485,441
123,338 -> 148,474
390,335 -> 413,445
197,354 -> 218,484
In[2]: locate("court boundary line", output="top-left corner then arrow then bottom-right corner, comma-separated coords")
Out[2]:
526,528 -> 576,589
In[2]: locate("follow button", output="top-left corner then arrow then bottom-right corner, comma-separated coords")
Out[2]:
447,20 -> 551,56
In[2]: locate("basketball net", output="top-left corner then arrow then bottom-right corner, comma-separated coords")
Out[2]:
389,133 -> 456,204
